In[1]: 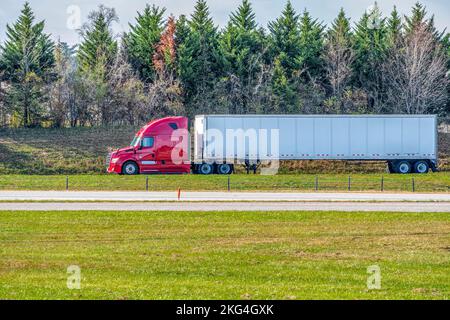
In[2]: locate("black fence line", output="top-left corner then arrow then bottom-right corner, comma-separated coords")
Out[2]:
54,175 -> 449,193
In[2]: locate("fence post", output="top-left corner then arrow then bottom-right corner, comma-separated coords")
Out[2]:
227,175 -> 231,192
381,176 -> 384,192
146,176 -> 149,192
66,176 -> 69,191
315,176 -> 319,192
412,177 -> 415,192
348,176 -> 351,192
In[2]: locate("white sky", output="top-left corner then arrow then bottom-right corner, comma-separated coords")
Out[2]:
0,0 -> 448,45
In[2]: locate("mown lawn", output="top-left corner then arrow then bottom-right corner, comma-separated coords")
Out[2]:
0,173 -> 449,193
0,210 -> 448,300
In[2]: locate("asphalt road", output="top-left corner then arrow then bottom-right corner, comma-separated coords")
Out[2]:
0,201 -> 448,212
0,191 -> 448,212
0,191 -> 449,202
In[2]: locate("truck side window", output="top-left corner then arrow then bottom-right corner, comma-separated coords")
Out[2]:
142,137 -> 154,148
169,123 -> 178,130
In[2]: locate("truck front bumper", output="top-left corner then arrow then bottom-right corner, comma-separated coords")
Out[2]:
107,162 -> 122,174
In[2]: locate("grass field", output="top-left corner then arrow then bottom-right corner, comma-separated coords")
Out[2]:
0,173 -> 448,192
0,210 -> 448,300
0,126 -> 449,174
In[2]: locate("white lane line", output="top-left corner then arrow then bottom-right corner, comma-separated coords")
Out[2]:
0,202 -> 448,212
0,191 -> 449,202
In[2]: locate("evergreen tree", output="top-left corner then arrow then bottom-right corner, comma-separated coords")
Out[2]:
268,1 -> 301,78
404,2 -> 443,40
0,2 -> 55,127
125,5 -> 166,82
175,15 -> 190,49
404,2 -> 427,34
220,0 -> 264,113
386,6 -> 402,47
323,8 -> 355,111
298,10 -> 325,80
77,5 -> 118,125
177,0 -> 224,115
353,2 -> 388,112
77,5 -> 117,73
271,57 -> 298,113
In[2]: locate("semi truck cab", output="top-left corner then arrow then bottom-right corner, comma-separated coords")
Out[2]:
107,117 -> 191,175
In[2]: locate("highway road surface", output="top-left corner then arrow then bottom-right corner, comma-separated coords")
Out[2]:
0,191 -> 448,212
0,201 -> 448,212
0,191 -> 449,202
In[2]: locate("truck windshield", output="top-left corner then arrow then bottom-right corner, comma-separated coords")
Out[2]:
130,136 -> 141,147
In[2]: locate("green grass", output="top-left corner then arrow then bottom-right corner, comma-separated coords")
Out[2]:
0,210 -> 448,300
0,126 -> 448,174
0,173 -> 449,192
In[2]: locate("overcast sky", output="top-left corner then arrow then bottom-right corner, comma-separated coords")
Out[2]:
0,0 -> 448,45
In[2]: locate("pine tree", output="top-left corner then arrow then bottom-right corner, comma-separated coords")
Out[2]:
404,2 -> 442,40
220,0 -> 264,113
386,6 -> 402,47
353,2 -> 388,112
268,1 -> 301,78
77,5 -> 118,125
298,10 -> 325,80
125,5 -> 166,82
404,2 -> 427,34
77,5 -> 118,73
175,15 -> 190,49
444,33 -> 450,116
324,8 -> 354,109
271,57 -> 298,113
0,2 -> 55,127
177,0 -> 224,115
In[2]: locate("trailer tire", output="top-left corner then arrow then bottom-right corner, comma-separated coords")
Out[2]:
199,163 -> 214,175
395,161 -> 412,174
217,164 -> 232,175
413,161 -> 429,174
122,161 -> 139,175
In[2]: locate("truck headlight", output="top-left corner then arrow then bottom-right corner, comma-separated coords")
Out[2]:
111,158 -> 119,164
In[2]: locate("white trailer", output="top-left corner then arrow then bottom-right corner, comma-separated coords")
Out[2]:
193,115 -> 438,174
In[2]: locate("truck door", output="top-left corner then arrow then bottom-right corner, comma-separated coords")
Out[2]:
136,137 -> 163,173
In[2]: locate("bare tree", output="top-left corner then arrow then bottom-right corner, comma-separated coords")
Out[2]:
323,36 -> 355,113
109,45 -> 146,125
384,23 -> 448,114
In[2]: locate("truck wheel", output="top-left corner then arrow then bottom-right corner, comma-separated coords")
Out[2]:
413,161 -> 429,174
122,162 -> 139,175
217,164 -> 232,175
395,161 -> 412,174
199,163 -> 213,175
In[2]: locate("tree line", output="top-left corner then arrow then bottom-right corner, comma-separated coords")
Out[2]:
0,1 -> 449,128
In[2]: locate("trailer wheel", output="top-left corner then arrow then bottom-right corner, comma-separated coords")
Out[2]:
122,161 -> 139,175
395,161 -> 412,174
413,161 -> 429,174
199,163 -> 213,175
217,164 -> 232,175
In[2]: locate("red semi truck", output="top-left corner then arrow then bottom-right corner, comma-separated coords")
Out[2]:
107,115 -> 438,175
